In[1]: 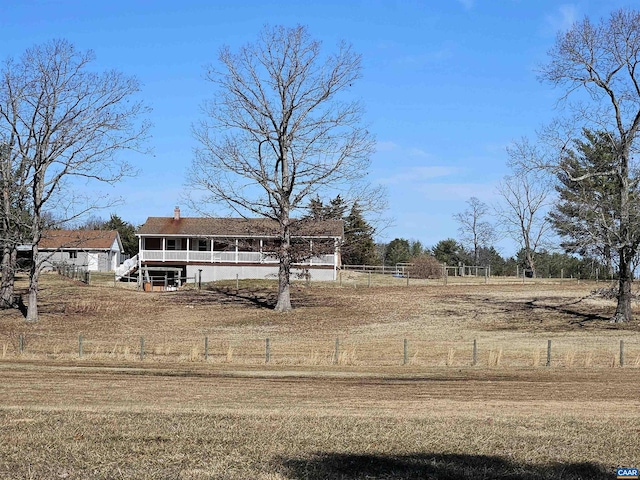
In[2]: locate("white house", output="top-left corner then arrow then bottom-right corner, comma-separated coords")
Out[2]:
136,208 -> 343,289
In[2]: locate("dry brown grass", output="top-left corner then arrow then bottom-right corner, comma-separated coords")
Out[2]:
0,272 -> 638,478
0,364 -> 637,479
1,273 -> 638,368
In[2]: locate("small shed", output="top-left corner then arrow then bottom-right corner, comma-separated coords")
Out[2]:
38,230 -> 124,272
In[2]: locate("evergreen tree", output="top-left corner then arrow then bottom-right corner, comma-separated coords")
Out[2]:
76,214 -> 138,257
305,196 -> 378,265
343,202 -> 378,265
549,130 -> 627,276
432,238 -> 468,266
409,240 -> 426,258
304,195 -> 325,220
384,238 -> 411,266
327,195 -> 348,220
103,214 -> 139,257
476,246 -> 507,275
303,194 -> 348,221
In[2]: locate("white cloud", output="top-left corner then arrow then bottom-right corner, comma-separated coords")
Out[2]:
374,141 -> 433,160
375,141 -> 398,152
378,166 -> 461,185
408,148 -> 429,158
545,4 -> 578,33
415,182 -> 498,201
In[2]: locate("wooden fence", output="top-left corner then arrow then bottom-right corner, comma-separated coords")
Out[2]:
55,264 -> 90,284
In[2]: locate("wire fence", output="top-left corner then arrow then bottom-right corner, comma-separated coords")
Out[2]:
336,269 -> 605,288
2,334 -> 637,369
52,262 -> 616,292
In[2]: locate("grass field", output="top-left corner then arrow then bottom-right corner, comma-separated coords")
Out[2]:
0,272 -> 639,479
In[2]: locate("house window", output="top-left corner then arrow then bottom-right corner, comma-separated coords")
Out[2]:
69,251 -> 77,259
144,238 -> 161,250
198,239 -> 208,251
166,239 -> 176,251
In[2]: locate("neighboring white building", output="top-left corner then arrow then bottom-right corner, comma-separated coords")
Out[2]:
136,208 -> 343,289
38,230 -> 124,272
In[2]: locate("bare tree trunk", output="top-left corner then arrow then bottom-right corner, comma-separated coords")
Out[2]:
613,247 -> 633,323
275,224 -> 292,312
275,256 -> 292,312
25,244 -> 39,322
526,250 -> 535,277
613,146 -> 633,323
0,246 -> 16,307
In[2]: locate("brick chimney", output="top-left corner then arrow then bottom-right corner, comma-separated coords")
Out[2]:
173,206 -> 180,221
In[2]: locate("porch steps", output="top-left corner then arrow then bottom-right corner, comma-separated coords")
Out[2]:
115,254 -> 139,280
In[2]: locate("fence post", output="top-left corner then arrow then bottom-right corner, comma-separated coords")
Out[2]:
472,339 -> 477,366
204,336 -> 209,361
78,335 -> 83,358
339,270 -> 342,287
140,336 -> 145,361
333,338 -> 339,365
403,338 -> 408,365
265,338 -> 270,363
546,340 -> 551,367
18,334 -> 24,354
368,272 -> 371,288
406,271 -> 409,286
620,340 -> 624,368
236,274 -> 239,292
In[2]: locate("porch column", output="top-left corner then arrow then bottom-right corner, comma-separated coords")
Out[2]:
162,238 -> 166,262
309,239 -> 313,266
186,238 -> 190,262
211,238 -> 214,263
138,236 -> 142,286
235,239 -> 238,263
334,238 -> 339,280
260,239 -> 263,263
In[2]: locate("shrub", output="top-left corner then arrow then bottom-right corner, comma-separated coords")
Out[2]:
409,255 -> 443,279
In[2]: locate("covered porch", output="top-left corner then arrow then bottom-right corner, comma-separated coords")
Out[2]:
138,236 -> 338,266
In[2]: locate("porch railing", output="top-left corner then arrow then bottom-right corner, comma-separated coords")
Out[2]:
139,250 -> 335,266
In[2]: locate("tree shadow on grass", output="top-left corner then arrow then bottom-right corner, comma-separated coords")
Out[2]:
207,286 -> 277,309
524,299 -> 610,325
278,452 -> 614,480
170,284 -> 332,310
486,297 -> 617,332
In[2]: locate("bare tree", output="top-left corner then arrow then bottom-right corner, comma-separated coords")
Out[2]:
0,140 -> 30,307
537,8 -> 640,322
453,197 -> 495,265
187,25 -> 377,311
0,39 -> 149,321
495,164 -> 553,275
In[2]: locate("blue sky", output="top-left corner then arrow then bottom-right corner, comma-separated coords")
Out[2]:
0,0 -> 633,256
